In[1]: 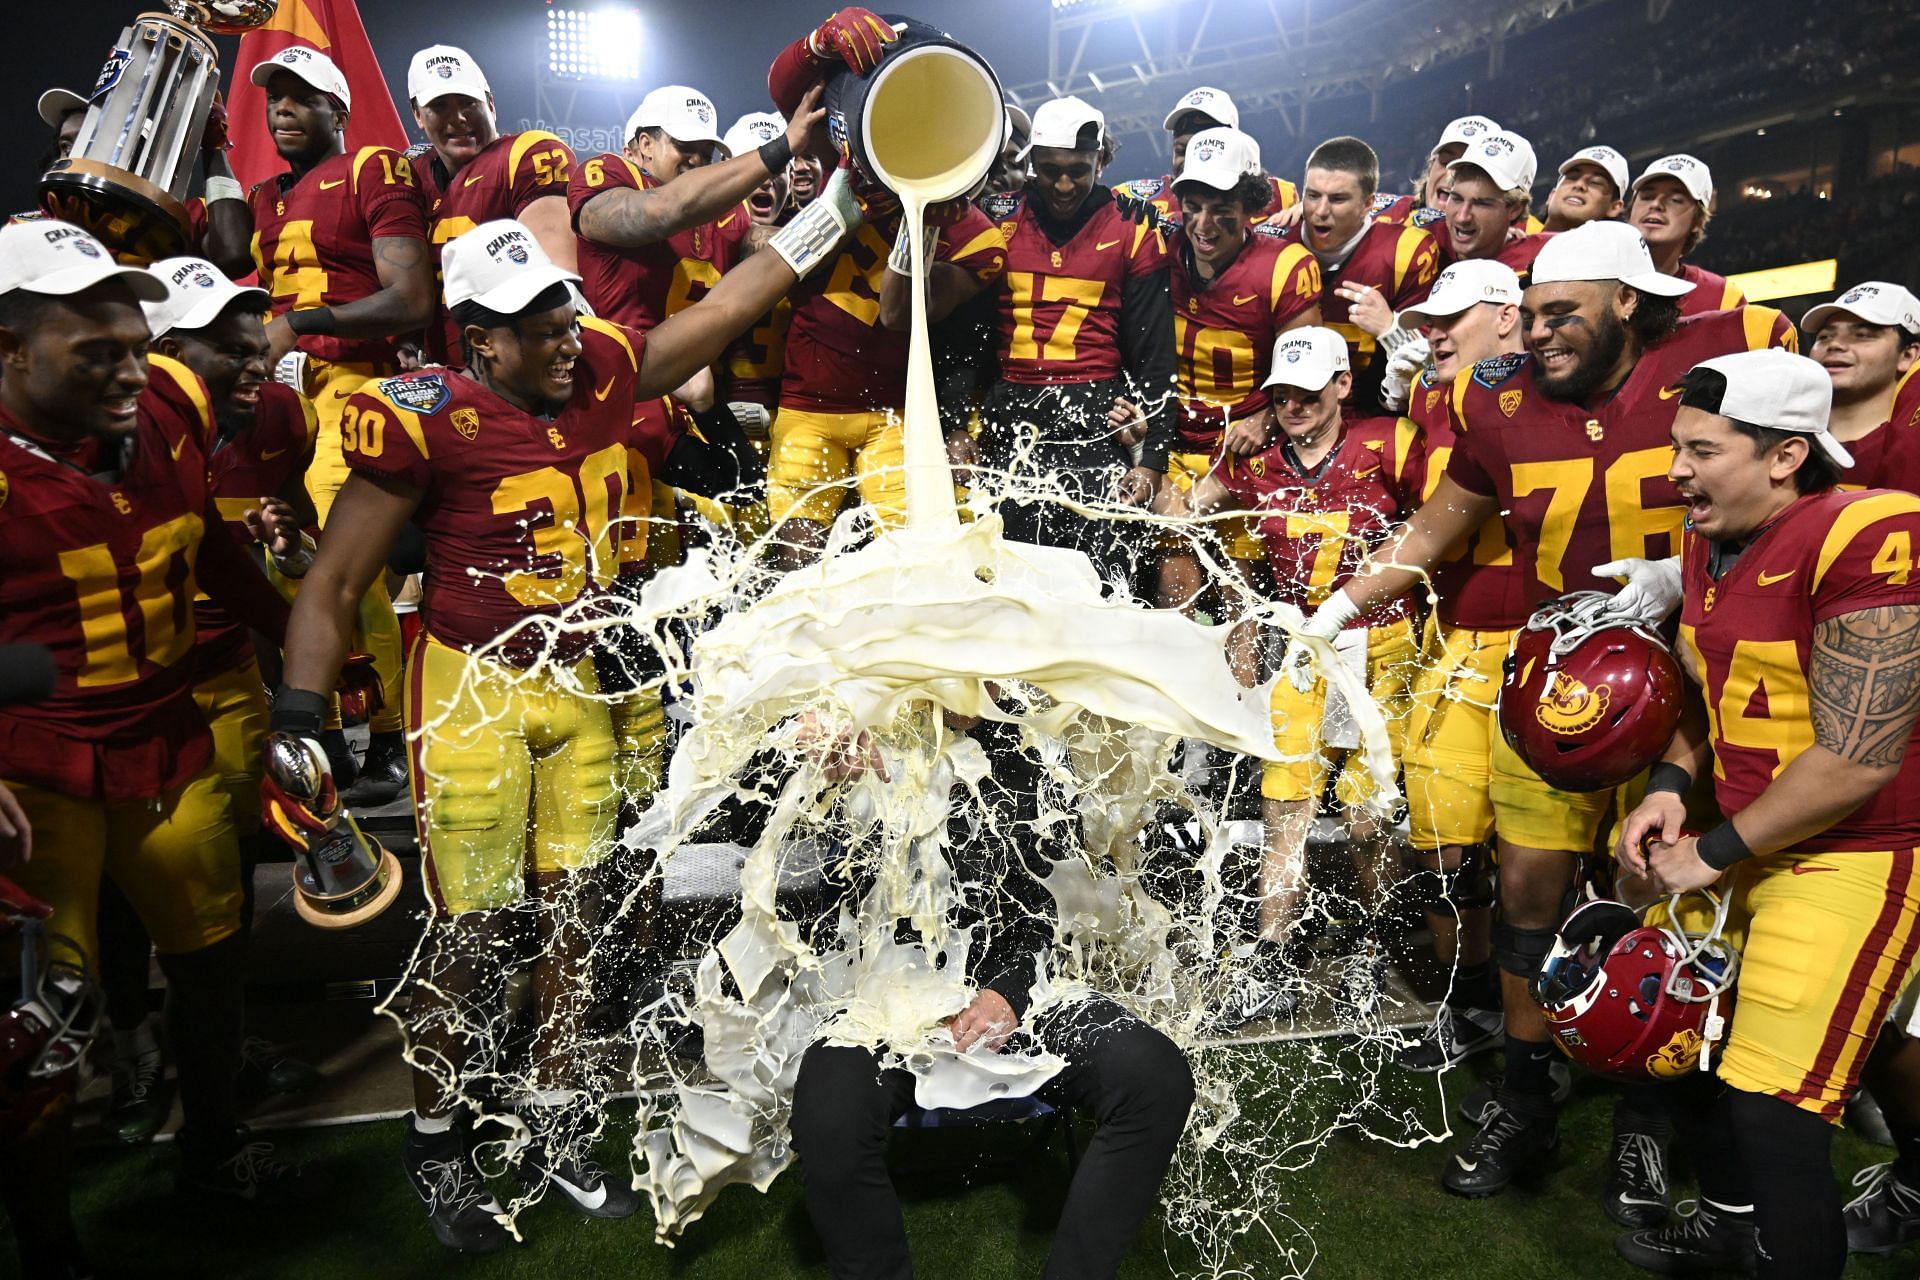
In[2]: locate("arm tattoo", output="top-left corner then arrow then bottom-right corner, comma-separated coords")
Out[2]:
1810,605 -> 1920,769
373,235 -> 428,277
578,188 -> 667,247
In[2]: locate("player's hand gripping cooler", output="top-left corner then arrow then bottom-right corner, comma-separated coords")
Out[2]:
1498,591 -> 1684,792
1533,887 -> 1739,1080
260,732 -> 403,929
0,875 -> 96,1142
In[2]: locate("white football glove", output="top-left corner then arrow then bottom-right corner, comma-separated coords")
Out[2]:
1279,590 -> 1362,693
1379,336 -> 1430,414
769,166 -> 865,277
1578,556 -> 1684,627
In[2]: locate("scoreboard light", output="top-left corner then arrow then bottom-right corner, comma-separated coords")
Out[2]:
546,7 -> 643,82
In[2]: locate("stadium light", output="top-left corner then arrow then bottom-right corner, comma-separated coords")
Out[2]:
546,7 -> 643,82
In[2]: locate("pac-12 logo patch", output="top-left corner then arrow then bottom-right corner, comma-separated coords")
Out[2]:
378,374 -> 451,415
451,407 -> 480,440
1536,672 -> 1610,736
1499,389 -> 1522,417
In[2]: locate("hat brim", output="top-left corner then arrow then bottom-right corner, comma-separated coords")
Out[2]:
635,116 -> 722,146
1815,432 -> 1855,468
1172,166 -> 1240,195
27,261 -> 168,304
1163,106 -> 1230,132
1449,158 -> 1528,192
411,79 -> 492,109
37,89 -> 87,130
1261,367 -> 1341,392
1799,302 -> 1915,334
1620,271 -> 1697,298
1005,104 -> 1032,138
162,284 -> 272,337
250,60 -> 349,109
456,264 -> 584,316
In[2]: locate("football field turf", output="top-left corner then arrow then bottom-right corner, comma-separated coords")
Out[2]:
50,1044 -> 1916,1279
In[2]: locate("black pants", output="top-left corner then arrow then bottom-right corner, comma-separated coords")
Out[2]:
980,379 -> 1142,587
790,996 -> 1194,1280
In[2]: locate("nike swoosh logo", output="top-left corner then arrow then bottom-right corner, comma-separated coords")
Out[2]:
594,378 -> 617,402
319,179 -> 346,191
1756,569 -> 1795,586
1233,294 -> 1258,306
261,446 -> 288,460
1658,384 -> 1682,400
1096,239 -> 1123,251
1454,1158 -> 1479,1173
553,1173 -> 609,1211
169,436 -> 187,460
1792,864 -> 1838,875
463,173 -> 486,187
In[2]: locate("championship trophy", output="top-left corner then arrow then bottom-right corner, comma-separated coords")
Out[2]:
40,1 -> 278,263
262,732 -> 405,930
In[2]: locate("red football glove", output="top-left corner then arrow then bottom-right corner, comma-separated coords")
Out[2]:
260,731 -> 341,853
202,90 -> 231,155
925,198 -> 974,228
0,874 -> 53,927
808,8 -> 897,75
335,652 -> 383,724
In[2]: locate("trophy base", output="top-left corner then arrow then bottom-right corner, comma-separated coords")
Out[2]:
293,846 -> 405,931
40,159 -> 192,266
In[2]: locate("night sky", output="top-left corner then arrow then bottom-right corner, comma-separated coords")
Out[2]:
0,0 -> 1056,213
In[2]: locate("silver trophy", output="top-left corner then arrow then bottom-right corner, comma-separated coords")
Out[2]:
263,731 -> 404,930
40,1 -> 278,262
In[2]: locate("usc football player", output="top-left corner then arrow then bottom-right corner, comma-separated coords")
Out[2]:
1112,86 -> 1299,224
1542,146 -> 1629,233
1800,283 -> 1920,488
1627,155 -> 1747,318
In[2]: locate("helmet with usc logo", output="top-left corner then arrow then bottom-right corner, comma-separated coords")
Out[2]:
1532,887 -> 1738,1081
0,875 -> 96,1141
1498,592 -> 1683,792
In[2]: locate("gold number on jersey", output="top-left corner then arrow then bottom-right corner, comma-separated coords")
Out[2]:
823,224 -> 894,326
261,220 -> 329,312
530,149 -> 571,187
1510,459 -> 1593,592
584,158 -> 607,188
1173,316 -> 1257,403
1006,272 -> 1105,364
1423,445 -> 1513,567
1704,639 -> 1814,781
56,512 -> 202,687
432,216 -> 479,250
1872,530 -> 1914,585
341,405 -> 386,459
1284,510 -> 1353,602
378,153 -> 415,188
665,257 -> 723,319
1508,451 -> 1683,591
490,444 -> 630,606
1603,446 -> 1684,567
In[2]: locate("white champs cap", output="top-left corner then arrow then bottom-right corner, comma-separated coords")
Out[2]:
625,86 -> 723,147
0,220 -> 166,302
1028,96 -> 1105,152
37,88 -> 87,129
1436,115 -> 1500,152
442,219 -> 582,313
1400,259 -> 1524,328
408,45 -> 492,108
1692,348 -> 1850,467
142,257 -> 269,338
1530,220 -> 1696,297
1172,127 -> 1261,194
1163,86 -> 1238,132
721,112 -> 785,160
1263,326 -> 1351,392
1558,145 -> 1629,195
1801,282 -> 1920,337
251,46 -> 352,110
1632,154 -> 1713,206
1450,129 -> 1536,192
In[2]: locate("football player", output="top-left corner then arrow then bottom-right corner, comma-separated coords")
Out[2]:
270,196 -> 863,1252
719,112 -> 794,434
408,46 -> 577,366
1627,154 -> 1746,316
239,45 -> 435,799
1541,145 -> 1628,232
985,103 -> 1032,196
1617,349 -> 1920,1280
722,112 -> 792,226
1113,86 -> 1298,223
1177,328 -> 1420,1025
1381,259 -> 1528,1076
0,222 -> 308,1258
1281,135 -> 1440,412
1158,127 -> 1321,620
35,88 -> 85,167
1801,283 -> 1920,486
1370,114 -> 1500,226
1438,130 -> 1548,277
977,96 -> 1176,578
1283,222 -> 1796,1197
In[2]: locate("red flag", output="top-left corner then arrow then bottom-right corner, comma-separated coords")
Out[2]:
227,0 -> 408,190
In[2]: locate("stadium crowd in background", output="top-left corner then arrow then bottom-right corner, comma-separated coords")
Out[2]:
3,4 -> 1920,1279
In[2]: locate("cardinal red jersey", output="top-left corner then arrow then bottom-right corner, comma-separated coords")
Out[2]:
343,318 -> 641,666
248,146 -> 430,367
1277,219 -> 1440,397
420,131 -> 577,364
194,382 -> 318,672
568,154 -> 751,333
1216,413 -> 1422,627
1403,366 -> 1528,629
782,207 -> 1006,413
1674,262 -> 1746,319
1444,306 -> 1798,623
0,357 -> 221,800
1679,489 -> 1920,852
1865,365 -> 1920,494
1115,172 -> 1300,225
726,296 -> 791,409
1170,228 -> 1322,450
1440,232 -> 1552,283
981,189 -> 1170,386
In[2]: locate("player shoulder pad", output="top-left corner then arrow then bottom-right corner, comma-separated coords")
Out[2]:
147,352 -> 216,444
375,372 -> 452,415
978,191 -> 1023,223
1471,351 -> 1529,388
579,316 -> 639,373
1409,206 -> 1446,230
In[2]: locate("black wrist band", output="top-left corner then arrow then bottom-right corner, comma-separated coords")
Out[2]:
288,307 -> 337,337
270,687 -> 328,736
1697,822 -> 1753,871
1646,761 -> 1693,796
758,135 -> 794,175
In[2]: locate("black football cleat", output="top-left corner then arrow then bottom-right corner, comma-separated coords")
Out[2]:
1603,1128 -> 1672,1229
106,1036 -> 170,1144
515,1142 -> 641,1220
1844,1161 -> 1920,1255
345,731 -> 409,806
1614,1199 -> 1758,1275
403,1118 -> 512,1255
237,1036 -> 323,1100
1458,1060 -> 1572,1127
1441,1097 -> 1559,1198
178,1129 -> 314,1206
1397,1004 -> 1503,1072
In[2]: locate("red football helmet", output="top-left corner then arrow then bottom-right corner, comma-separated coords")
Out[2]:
1533,889 -> 1739,1081
1499,592 -> 1684,792
0,875 -> 96,1142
